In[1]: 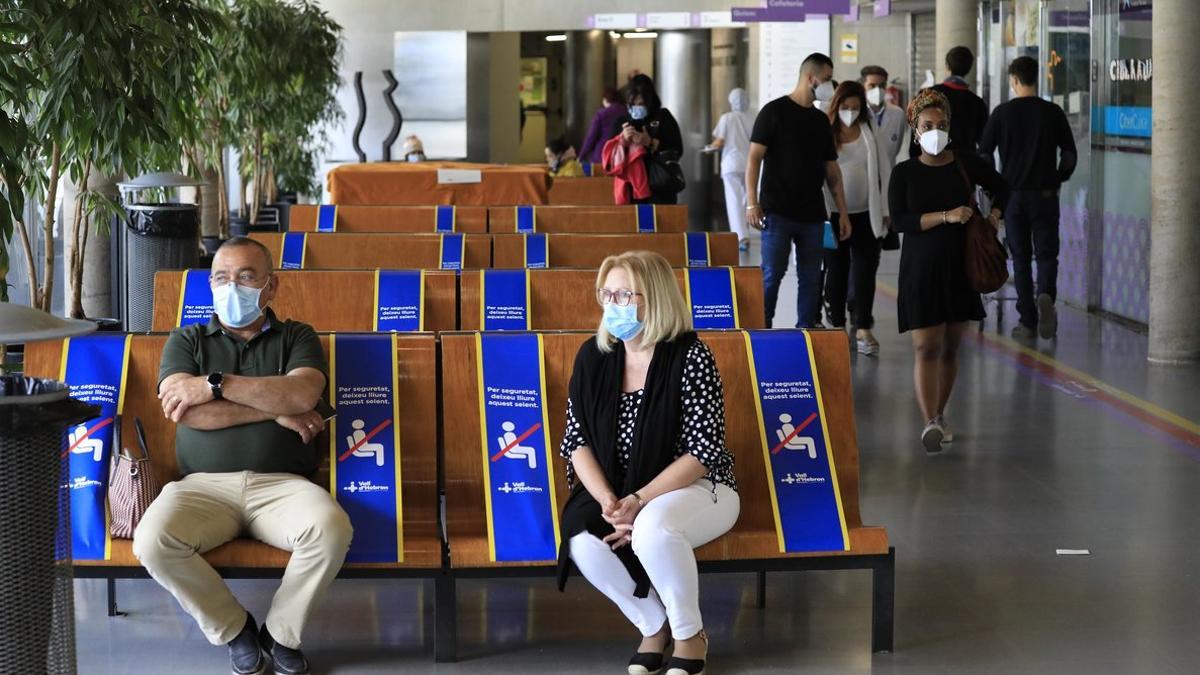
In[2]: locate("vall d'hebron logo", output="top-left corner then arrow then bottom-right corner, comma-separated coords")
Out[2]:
498,481 -> 544,494
781,472 -> 826,485
343,481 -> 390,494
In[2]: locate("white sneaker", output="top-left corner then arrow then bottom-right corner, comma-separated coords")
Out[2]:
856,331 -> 880,356
921,419 -> 945,454
934,414 -> 954,443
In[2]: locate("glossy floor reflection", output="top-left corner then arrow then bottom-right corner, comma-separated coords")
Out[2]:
76,247 -> 1200,673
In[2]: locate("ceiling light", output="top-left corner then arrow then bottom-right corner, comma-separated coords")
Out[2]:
622,32 -> 658,39
545,34 -> 566,42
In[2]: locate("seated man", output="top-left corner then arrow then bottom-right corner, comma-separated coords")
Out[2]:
135,237 -> 352,675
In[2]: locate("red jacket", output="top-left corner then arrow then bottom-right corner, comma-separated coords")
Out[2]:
601,136 -> 652,204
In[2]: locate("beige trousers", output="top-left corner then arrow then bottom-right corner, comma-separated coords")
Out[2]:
132,472 -> 352,649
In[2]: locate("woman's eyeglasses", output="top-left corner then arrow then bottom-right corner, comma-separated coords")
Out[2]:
596,288 -> 643,306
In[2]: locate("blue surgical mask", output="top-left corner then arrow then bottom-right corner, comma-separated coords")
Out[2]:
629,105 -> 648,121
212,282 -> 265,328
603,302 -> 643,341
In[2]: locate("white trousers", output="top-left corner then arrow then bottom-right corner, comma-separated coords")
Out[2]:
569,480 -> 740,640
721,172 -> 749,241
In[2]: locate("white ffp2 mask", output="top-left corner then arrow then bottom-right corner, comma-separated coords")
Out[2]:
919,129 -> 950,156
866,87 -> 884,107
838,110 -> 857,128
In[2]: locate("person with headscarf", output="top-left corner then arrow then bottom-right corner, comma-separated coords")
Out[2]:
710,88 -> 756,251
888,88 -> 1009,453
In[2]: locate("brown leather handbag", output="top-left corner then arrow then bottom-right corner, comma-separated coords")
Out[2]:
109,417 -> 162,539
956,161 -> 1009,294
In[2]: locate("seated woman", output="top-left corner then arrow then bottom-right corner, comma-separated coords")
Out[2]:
545,136 -> 585,177
557,250 -> 739,675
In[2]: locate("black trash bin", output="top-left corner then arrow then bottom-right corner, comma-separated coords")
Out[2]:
0,375 -> 99,675
122,202 -> 198,332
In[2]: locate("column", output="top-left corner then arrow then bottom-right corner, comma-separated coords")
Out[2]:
935,0 -> 978,79
656,30 -> 713,230
1149,2 -> 1200,363
564,30 -> 615,148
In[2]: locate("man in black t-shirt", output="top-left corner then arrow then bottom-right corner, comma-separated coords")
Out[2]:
909,46 -> 989,159
979,56 -> 1078,340
746,52 -> 851,328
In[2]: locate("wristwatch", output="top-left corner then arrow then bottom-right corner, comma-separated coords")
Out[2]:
207,372 -> 224,400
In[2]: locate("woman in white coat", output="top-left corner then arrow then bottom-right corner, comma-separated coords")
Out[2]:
822,81 -> 893,356
710,88 -> 755,251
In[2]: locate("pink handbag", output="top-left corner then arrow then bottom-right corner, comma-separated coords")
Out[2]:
108,417 -> 162,539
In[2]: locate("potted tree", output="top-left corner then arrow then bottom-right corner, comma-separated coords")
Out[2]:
229,0 -> 342,227
5,0 -> 220,319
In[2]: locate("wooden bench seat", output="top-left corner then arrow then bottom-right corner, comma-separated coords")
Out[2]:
491,233 -> 739,268
152,270 -> 458,333
458,268 -> 765,330
250,232 -> 492,270
487,205 -> 688,233
437,330 -> 893,659
23,333 -> 443,571
289,205 -> 488,233
547,176 -> 615,205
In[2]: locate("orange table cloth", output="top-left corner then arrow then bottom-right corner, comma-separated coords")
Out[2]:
328,161 -> 551,206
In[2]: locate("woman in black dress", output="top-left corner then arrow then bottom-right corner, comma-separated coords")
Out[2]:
608,74 -> 684,204
888,88 -> 1009,453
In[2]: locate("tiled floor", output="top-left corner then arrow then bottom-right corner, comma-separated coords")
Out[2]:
75,243 -> 1200,673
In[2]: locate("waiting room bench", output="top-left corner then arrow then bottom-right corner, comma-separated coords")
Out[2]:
152,269 -> 459,332
547,176 -> 616,205
487,205 -> 688,233
437,329 -> 893,661
458,267 -> 766,331
250,232 -> 492,270
23,333 -> 446,637
288,204 -> 489,234
491,232 -> 740,269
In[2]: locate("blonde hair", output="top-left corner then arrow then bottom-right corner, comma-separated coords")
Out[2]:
595,250 -> 692,352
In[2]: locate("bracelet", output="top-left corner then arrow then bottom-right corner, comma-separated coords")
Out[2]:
942,210 -> 947,224
631,491 -> 645,506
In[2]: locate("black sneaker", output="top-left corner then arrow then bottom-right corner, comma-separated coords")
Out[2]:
259,624 -> 310,675
228,613 -> 267,675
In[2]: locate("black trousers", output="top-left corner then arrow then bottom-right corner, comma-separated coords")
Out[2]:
1004,190 -> 1061,328
823,211 -> 882,330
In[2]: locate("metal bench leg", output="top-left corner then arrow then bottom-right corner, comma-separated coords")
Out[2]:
434,572 -> 457,663
871,548 -> 895,654
106,578 -> 124,617
756,571 -> 767,608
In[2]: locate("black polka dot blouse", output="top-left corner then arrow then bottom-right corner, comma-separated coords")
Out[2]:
559,340 -> 738,492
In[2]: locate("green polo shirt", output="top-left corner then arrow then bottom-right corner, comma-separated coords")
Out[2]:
157,308 -> 328,477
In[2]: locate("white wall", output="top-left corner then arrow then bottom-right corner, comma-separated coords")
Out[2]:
830,13 -> 912,90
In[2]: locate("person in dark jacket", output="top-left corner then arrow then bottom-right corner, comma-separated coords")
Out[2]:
909,46 -> 990,159
607,75 -> 684,204
889,89 -> 1009,454
979,56 -> 1078,340
558,251 -> 738,675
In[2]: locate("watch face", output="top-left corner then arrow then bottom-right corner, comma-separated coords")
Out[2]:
208,373 -> 222,386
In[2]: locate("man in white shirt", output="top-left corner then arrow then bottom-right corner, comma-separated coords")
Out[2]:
861,65 -> 909,166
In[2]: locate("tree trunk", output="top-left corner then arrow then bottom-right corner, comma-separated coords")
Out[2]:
67,157 -> 92,319
217,159 -> 229,238
40,143 -> 62,312
13,218 -> 38,307
249,130 -> 264,226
